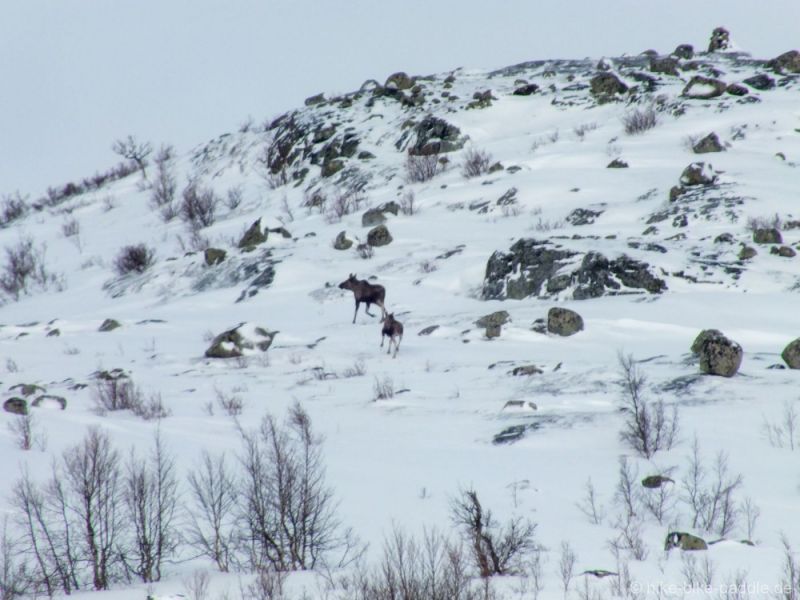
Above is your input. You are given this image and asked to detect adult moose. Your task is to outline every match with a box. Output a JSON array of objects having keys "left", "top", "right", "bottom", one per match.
[
  {"left": 338, "top": 273, "right": 386, "bottom": 324},
  {"left": 381, "top": 313, "right": 404, "bottom": 358}
]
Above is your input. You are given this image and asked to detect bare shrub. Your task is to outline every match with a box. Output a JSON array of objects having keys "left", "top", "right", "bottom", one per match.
[
  {"left": 340, "top": 360, "right": 366, "bottom": 378},
  {"left": 450, "top": 488, "right": 537, "bottom": 577},
  {"left": 608, "top": 511, "right": 648, "bottom": 562},
  {"left": 461, "top": 147, "right": 493, "bottom": 178},
  {"left": 372, "top": 376, "right": 395, "bottom": 401},
  {"left": 573, "top": 122, "right": 598, "bottom": 140},
  {"left": 640, "top": 467, "right": 677, "bottom": 524},
  {"left": 742, "top": 497, "right": 760, "bottom": 542},
  {"left": 576, "top": 477, "right": 605, "bottom": 525},
  {"left": 0, "top": 238, "right": 57, "bottom": 300},
  {"left": 405, "top": 151, "right": 442, "bottom": 183},
  {"left": 779, "top": 535, "right": 800, "bottom": 600},
  {"left": 6, "top": 413, "right": 42, "bottom": 451},
  {"left": 681, "top": 437, "right": 743, "bottom": 536},
  {"left": 150, "top": 145, "right": 177, "bottom": 218},
  {"left": 1, "top": 192, "right": 28, "bottom": 226},
  {"left": 215, "top": 387, "right": 244, "bottom": 417},
  {"left": 0, "top": 517, "right": 28, "bottom": 599},
  {"left": 419, "top": 259, "right": 438, "bottom": 273},
  {"left": 746, "top": 213, "right": 782, "bottom": 232},
  {"left": 241, "top": 567, "right": 288, "bottom": 600},
  {"left": 764, "top": 402, "right": 799, "bottom": 451},
  {"left": 124, "top": 430, "right": 180, "bottom": 582},
  {"left": 612, "top": 456, "right": 640, "bottom": 521},
  {"left": 93, "top": 377, "right": 143, "bottom": 413},
  {"left": 113, "top": 243, "right": 155, "bottom": 276},
  {"left": 557, "top": 541, "right": 576, "bottom": 599},
  {"left": 112, "top": 135, "right": 152, "bottom": 178},
  {"left": 181, "top": 182, "right": 219, "bottom": 230},
  {"left": 135, "top": 393, "right": 172, "bottom": 421},
  {"left": 400, "top": 190, "right": 416, "bottom": 215},
  {"left": 184, "top": 569, "right": 211, "bottom": 600},
  {"left": 61, "top": 217, "right": 80, "bottom": 239},
  {"left": 226, "top": 186, "right": 244, "bottom": 211},
  {"left": 187, "top": 451, "right": 238, "bottom": 572},
  {"left": 622, "top": 104, "right": 658, "bottom": 135},
  {"left": 617, "top": 352, "right": 679, "bottom": 458},
  {"left": 237, "top": 402, "right": 359, "bottom": 571},
  {"left": 324, "top": 185, "right": 366, "bottom": 223}
]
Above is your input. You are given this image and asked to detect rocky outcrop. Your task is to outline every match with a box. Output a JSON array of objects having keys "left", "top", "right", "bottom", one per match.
[
  {"left": 768, "top": 50, "right": 800, "bottom": 74},
  {"left": 692, "top": 329, "right": 742, "bottom": 377},
  {"left": 650, "top": 57, "right": 679, "bottom": 76},
  {"left": 707, "top": 27, "right": 730, "bottom": 53},
  {"left": 238, "top": 219, "right": 268, "bottom": 249},
  {"left": 482, "top": 239, "right": 666, "bottom": 301},
  {"left": 205, "top": 323, "right": 277, "bottom": 359},
  {"left": 547, "top": 307, "right": 584, "bottom": 336},
  {"left": 407, "top": 116, "right": 466, "bottom": 156},
  {"left": 782, "top": 338, "right": 800, "bottom": 369}
]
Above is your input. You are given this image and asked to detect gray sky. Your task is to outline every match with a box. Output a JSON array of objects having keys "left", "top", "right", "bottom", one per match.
[{"left": 2, "top": 0, "right": 798, "bottom": 198}]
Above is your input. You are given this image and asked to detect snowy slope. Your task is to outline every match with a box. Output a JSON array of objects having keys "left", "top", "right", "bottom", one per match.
[{"left": 2, "top": 42, "right": 800, "bottom": 599}]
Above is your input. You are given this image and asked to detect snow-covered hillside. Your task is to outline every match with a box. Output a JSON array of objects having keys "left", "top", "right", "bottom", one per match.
[{"left": 2, "top": 34, "right": 800, "bottom": 599}]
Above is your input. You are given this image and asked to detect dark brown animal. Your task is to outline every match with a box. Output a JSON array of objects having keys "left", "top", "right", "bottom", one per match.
[
  {"left": 381, "top": 313, "right": 404, "bottom": 358},
  {"left": 339, "top": 273, "right": 386, "bottom": 324}
]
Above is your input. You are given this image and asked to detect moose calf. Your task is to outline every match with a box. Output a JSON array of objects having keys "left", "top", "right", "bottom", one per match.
[{"left": 381, "top": 313, "right": 404, "bottom": 358}]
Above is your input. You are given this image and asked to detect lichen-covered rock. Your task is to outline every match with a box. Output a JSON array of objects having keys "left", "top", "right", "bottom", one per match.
[
  {"left": 590, "top": 72, "right": 628, "bottom": 99},
  {"left": 767, "top": 50, "right": 800, "bottom": 74},
  {"left": 366, "top": 224, "right": 392, "bottom": 247},
  {"left": 32, "top": 395, "right": 67, "bottom": 410},
  {"left": 3, "top": 397, "right": 28, "bottom": 415},
  {"left": 513, "top": 83, "right": 539, "bottom": 96},
  {"left": 682, "top": 76, "right": 727, "bottom": 99},
  {"left": 692, "top": 133, "right": 724, "bottom": 154},
  {"left": 672, "top": 44, "right": 694, "bottom": 59},
  {"left": 99, "top": 319, "right": 121, "bottom": 332},
  {"left": 739, "top": 245, "right": 757, "bottom": 260},
  {"left": 782, "top": 338, "right": 800, "bottom": 369},
  {"left": 407, "top": 116, "right": 466, "bottom": 156},
  {"left": 321, "top": 159, "right": 345, "bottom": 178},
  {"left": 361, "top": 202, "right": 400, "bottom": 227},
  {"left": 753, "top": 228, "right": 782, "bottom": 244},
  {"left": 566, "top": 208, "right": 604, "bottom": 226},
  {"left": 385, "top": 72, "right": 415, "bottom": 91},
  {"left": 771, "top": 246, "right": 796, "bottom": 258},
  {"left": 742, "top": 74, "right": 776, "bottom": 90},
  {"left": 707, "top": 27, "right": 730, "bottom": 53},
  {"left": 204, "top": 248, "right": 227, "bottom": 266},
  {"left": 665, "top": 532, "right": 708, "bottom": 551},
  {"left": 650, "top": 56, "right": 679, "bottom": 76},
  {"left": 238, "top": 219, "right": 268, "bottom": 249},
  {"left": 333, "top": 231, "right": 353, "bottom": 250},
  {"left": 475, "top": 310, "right": 510, "bottom": 330},
  {"left": 693, "top": 330, "right": 743, "bottom": 377},
  {"left": 680, "top": 162, "right": 717, "bottom": 186},
  {"left": 691, "top": 328, "right": 724, "bottom": 354},
  {"left": 726, "top": 83, "right": 749, "bottom": 96},
  {"left": 10, "top": 383, "right": 45, "bottom": 397},
  {"left": 205, "top": 323, "right": 277, "bottom": 359},
  {"left": 304, "top": 93, "right": 325, "bottom": 106},
  {"left": 547, "top": 307, "right": 584, "bottom": 337}
]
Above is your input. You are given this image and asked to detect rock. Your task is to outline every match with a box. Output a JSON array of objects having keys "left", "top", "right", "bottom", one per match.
[
  {"left": 726, "top": 83, "right": 749, "bottom": 96},
  {"left": 590, "top": 72, "right": 628, "bottom": 99},
  {"left": 205, "top": 323, "right": 277, "bottom": 359},
  {"left": 304, "top": 93, "right": 325, "bottom": 106},
  {"left": 510, "top": 365, "right": 543, "bottom": 376},
  {"left": 361, "top": 202, "right": 399, "bottom": 227},
  {"left": 531, "top": 318, "right": 547, "bottom": 334},
  {"left": 407, "top": 116, "right": 466, "bottom": 156},
  {"left": 3, "top": 397, "right": 27, "bottom": 415},
  {"left": 238, "top": 219, "right": 267, "bottom": 249},
  {"left": 573, "top": 253, "right": 667, "bottom": 299},
  {"left": 607, "top": 158, "right": 629, "bottom": 168},
  {"left": 738, "top": 245, "right": 757, "bottom": 260},
  {"left": 672, "top": 44, "right": 694, "bottom": 59},
  {"left": 547, "top": 307, "right": 584, "bottom": 336},
  {"left": 771, "top": 246, "right": 796, "bottom": 258},
  {"left": 682, "top": 76, "right": 727, "bottom": 99},
  {"left": 488, "top": 162, "right": 504, "bottom": 173},
  {"left": 680, "top": 162, "right": 717, "bottom": 186},
  {"left": 693, "top": 330, "right": 743, "bottom": 377},
  {"left": 707, "top": 27, "right": 731, "bottom": 53},
  {"left": 269, "top": 226, "right": 292, "bottom": 239},
  {"left": 513, "top": 83, "right": 540, "bottom": 96},
  {"left": 358, "top": 150, "right": 376, "bottom": 160},
  {"left": 566, "top": 208, "right": 603, "bottom": 226},
  {"left": 366, "top": 224, "right": 392, "bottom": 247},
  {"left": 742, "top": 74, "right": 775, "bottom": 90},
  {"left": 99, "top": 319, "right": 121, "bottom": 332},
  {"left": 32, "top": 395, "right": 67, "bottom": 410},
  {"left": 753, "top": 228, "right": 782, "bottom": 244},
  {"left": 691, "top": 328, "right": 724, "bottom": 354},
  {"left": 669, "top": 186, "right": 686, "bottom": 202},
  {"left": 475, "top": 310, "right": 510, "bottom": 329},
  {"left": 642, "top": 475, "right": 674, "bottom": 489},
  {"left": 47, "top": 328, "right": 61, "bottom": 337},
  {"left": 10, "top": 383, "right": 45, "bottom": 397},
  {"left": 467, "top": 90, "right": 495, "bottom": 109},
  {"left": 321, "top": 159, "right": 345, "bottom": 178},
  {"left": 333, "top": 231, "right": 353, "bottom": 250},
  {"left": 418, "top": 325, "right": 440, "bottom": 336},
  {"left": 692, "top": 133, "right": 725, "bottom": 154},
  {"left": 312, "top": 125, "right": 337, "bottom": 144},
  {"left": 204, "top": 248, "right": 226, "bottom": 266},
  {"left": 385, "top": 72, "right": 415, "bottom": 91},
  {"left": 650, "top": 56, "right": 679, "bottom": 76},
  {"left": 485, "top": 324, "right": 502, "bottom": 339},
  {"left": 768, "top": 50, "right": 800, "bottom": 74},
  {"left": 714, "top": 233, "right": 735, "bottom": 244},
  {"left": 782, "top": 338, "right": 800, "bottom": 369},
  {"left": 665, "top": 532, "right": 708, "bottom": 551}
]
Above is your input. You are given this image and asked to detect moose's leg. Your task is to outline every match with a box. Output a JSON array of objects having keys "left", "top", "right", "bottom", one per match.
[
  {"left": 380, "top": 331, "right": 385, "bottom": 348},
  {"left": 364, "top": 301, "right": 375, "bottom": 317},
  {"left": 376, "top": 300, "right": 387, "bottom": 319},
  {"left": 353, "top": 300, "right": 360, "bottom": 324}
]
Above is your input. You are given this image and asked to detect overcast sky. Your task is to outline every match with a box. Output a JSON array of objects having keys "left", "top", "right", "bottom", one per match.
[{"left": 2, "top": 1, "right": 798, "bottom": 199}]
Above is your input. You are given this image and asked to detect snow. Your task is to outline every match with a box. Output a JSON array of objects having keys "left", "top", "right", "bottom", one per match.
[{"left": 2, "top": 47, "right": 800, "bottom": 598}]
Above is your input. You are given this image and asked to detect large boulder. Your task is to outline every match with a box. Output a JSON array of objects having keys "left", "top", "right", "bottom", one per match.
[
  {"left": 547, "top": 307, "right": 584, "bottom": 336},
  {"left": 782, "top": 338, "right": 800, "bottom": 369},
  {"left": 385, "top": 72, "right": 416, "bottom": 91},
  {"left": 367, "top": 224, "right": 393, "bottom": 247},
  {"left": 742, "top": 74, "right": 775, "bottom": 91},
  {"left": 205, "top": 323, "right": 277, "bottom": 359},
  {"left": 3, "top": 397, "right": 28, "bottom": 415},
  {"left": 768, "top": 50, "right": 800, "bottom": 74},
  {"left": 590, "top": 72, "right": 628, "bottom": 99},
  {"left": 333, "top": 231, "right": 353, "bottom": 250},
  {"left": 682, "top": 76, "right": 727, "bottom": 99},
  {"left": 707, "top": 27, "right": 731, "bottom": 53},
  {"left": 692, "top": 329, "right": 743, "bottom": 377},
  {"left": 692, "top": 133, "right": 725, "bottom": 154},
  {"left": 680, "top": 162, "right": 717, "bottom": 186}
]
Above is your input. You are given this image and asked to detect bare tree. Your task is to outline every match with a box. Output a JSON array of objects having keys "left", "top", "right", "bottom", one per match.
[
  {"left": 0, "top": 237, "right": 57, "bottom": 301},
  {"left": 576, "top": 477, "right": 605, "bottom": 525},
  {"left": 1, "top": 516, "right": 29, "bottom": 600},
  {"left": 181, "top": 181, "right": 219, "bottom": 230},
  {"left": 780, "top": 535, "right": 800, "bottom": 600},
  {"left": 6, "top": 413, "right": 36, "bottom": 451},
  {"left": 640, "top": 467, "right": 677, "bottom": 525},
  {"left": 557, "top": 541, "right": 576, "bottom": 599},
  {"left": 187, "top": 451, "right": 238, "bottom": 572},
  {"left": 617, "top": 352, "right": 679, "bottom": 458},
  {"left": 450, "top": 488, "right": 537, "bottom": 577},
  {"left": 124, "top": 429, "right": 180, "bottom": 582},
  {"left": 112, "top": 135, "right": 152, "bottom": 178},
  {"left": 150, "top": 145, "right": 177, "bottom": 219}
]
